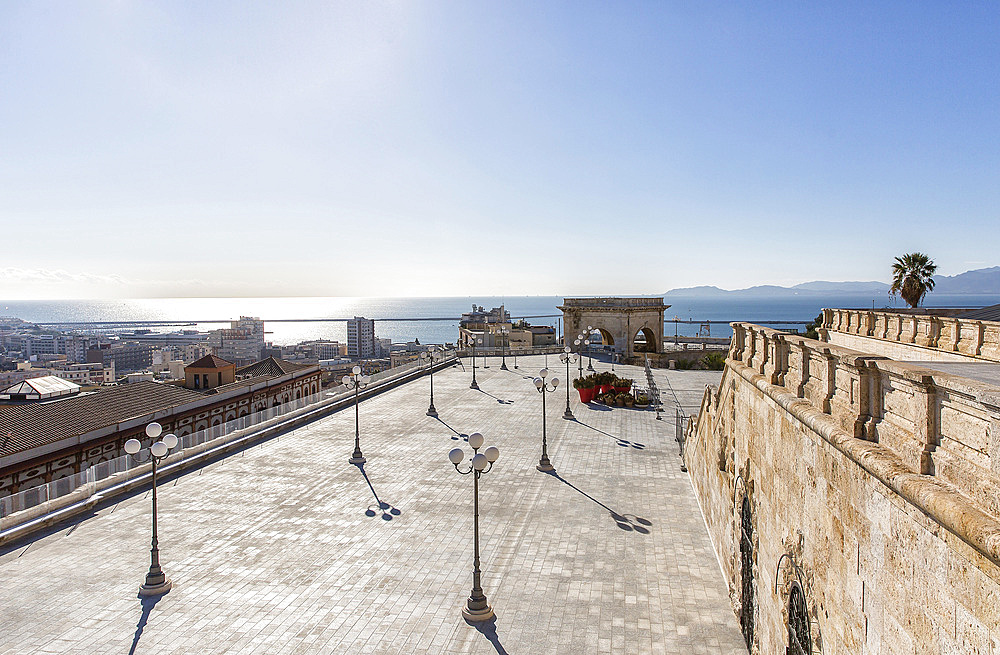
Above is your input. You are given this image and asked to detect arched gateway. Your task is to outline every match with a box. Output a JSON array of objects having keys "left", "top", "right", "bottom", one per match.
[{"left": 559, "top": 297, "right": 668, "bottom": 358}]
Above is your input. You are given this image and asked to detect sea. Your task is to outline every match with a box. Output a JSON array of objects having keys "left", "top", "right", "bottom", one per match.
[{"left": 2, "top": 294, "right": 998, "bottom": 347}]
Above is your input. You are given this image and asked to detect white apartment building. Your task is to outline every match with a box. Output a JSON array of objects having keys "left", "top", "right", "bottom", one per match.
[
  {"left": 347, "top": 317, "right": 376, "bottom": 359},
  {"left": 209, "top": 316, "right": 265, "bottom": 366}
]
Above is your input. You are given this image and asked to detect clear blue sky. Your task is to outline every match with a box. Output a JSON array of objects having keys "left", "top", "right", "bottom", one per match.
[{"left": 1, "top": 1, "right": 997, "bottom": 298}]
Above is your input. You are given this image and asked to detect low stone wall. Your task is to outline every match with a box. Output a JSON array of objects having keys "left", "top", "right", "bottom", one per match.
[{"left": 684, "top": 323, "right": 1000, "bottom": 654}]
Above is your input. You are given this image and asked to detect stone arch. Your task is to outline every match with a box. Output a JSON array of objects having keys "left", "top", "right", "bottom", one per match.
[
  {"left": 225, "top": 411, "right": 236, "bottom": 421},
  {"left": 238, "top": 407, "right": 248, "bottom": 418},
  {"left": 632, "top": 327, "right": 657, "bottom": 353},
  {"left": 559, "top": 298, "right": 666, "bottom": 358},
  {"left": 212, "top": 418, "right": 221, "bottom": 427}
]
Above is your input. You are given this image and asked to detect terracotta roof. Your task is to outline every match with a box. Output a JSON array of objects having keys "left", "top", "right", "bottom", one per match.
[
  {"left": 0, "top": 381, "right": 203, "bottom": 458},
  {"left": 187, "top": 354, "right": 234, "bottom": 370},
  {"left": 237, "top": 357, "right": 310, "bottom": 379}
]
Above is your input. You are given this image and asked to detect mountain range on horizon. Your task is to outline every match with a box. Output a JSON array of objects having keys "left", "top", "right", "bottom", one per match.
[{"left": 663, "top": 266, "right": 1000, "bottom": 297}]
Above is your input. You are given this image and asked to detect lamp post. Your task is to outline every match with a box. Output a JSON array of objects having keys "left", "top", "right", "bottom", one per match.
[
  {"left": 533, "top": 368, "right": 560, "bottom": 471},
  {"left": 575, "top": 336, "right": 584, "bottom": 380},
  {"left": 559, "top": 347, "right": 578, "bottom": 420},
  {"left": 499, "top": 327, "right": 509, "bottom": 371},
  {"left": 469, "top": 336, "right": 482, "bottom": 390},
  {"left": 343, "top": 366, "right": 371, "bottom": 464},
  {"left": 124, "top": 422, "right": 178, "bottom": 596},
  {"left": 448, "top": 432, "right": 500, "bottom": 622},
  {"left": 420, "top": 348, "right": 441, "bottom": 417},
  {"left": 586, "top": 325, "right": 595, "bottom": 371}
]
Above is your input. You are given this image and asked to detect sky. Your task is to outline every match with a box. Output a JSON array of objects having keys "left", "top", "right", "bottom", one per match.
[{"left": 1, "top": 1, "right": 998, "bottom": 299}]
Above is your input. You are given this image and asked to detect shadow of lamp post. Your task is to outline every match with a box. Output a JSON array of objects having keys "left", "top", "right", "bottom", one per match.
[
  {"left": 124, "top": 422, "right": 177, "bottom": 597},
  {"left": 420, "top": 348, "right": 441, "bottom": 417},
  {"left": 343, "top": 366, "right": 371, "bottom": 464},
  {"left": 559, "top": 347, "right": 578, "bottom": 420},
  {"left": 533, "top": 368, "right": 559, "bottom": 472},
  {"left": 449, "top": 432, "right": 500, "bottom": 622}
]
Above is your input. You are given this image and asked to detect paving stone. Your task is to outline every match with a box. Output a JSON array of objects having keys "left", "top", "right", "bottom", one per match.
[{"left": 0, "top": 356, "right": 744, "bottom": 654}]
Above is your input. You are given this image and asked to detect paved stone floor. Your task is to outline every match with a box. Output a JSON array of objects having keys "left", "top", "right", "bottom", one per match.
[{"left": 0, "top": 355, "right": 744, "bottom": 654}]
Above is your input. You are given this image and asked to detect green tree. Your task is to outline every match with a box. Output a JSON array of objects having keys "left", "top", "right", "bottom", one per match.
[{"left": 890, "top": 253, "right": 937, "bottom": 308}]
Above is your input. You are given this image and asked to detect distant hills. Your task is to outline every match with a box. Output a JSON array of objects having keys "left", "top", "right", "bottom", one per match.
[{"left": 664, "top": 266, "right": 1000, "bottom": 297}]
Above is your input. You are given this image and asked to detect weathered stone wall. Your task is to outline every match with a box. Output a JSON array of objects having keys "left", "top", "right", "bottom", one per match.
[{"left": 686, "top": 323, "right": 1000, "bottom": 654}]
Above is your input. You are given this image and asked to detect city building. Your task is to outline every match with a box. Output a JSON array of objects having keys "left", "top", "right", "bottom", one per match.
[
  {"left": 209, "top": 317, "right": 265, "bottom": 366},
  {"left": 347, "top": 317, "right": 376, "bottom": 359},
  {"left": 86, "top": 341, "right": 154, "bottom": 374},
  {"left": 47, "top": 361, "right": 115, "bottom": 386},
  {"left": 0, "top": 356, "right": 321, "bottom": 494},
  {"left": 183, "top": 354, "right": 236, "bottom": 391}
]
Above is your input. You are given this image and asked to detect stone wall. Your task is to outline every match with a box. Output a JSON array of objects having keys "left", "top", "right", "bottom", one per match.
[
  {"left": 685, "top": 323, "right": 1000, "bottom": 654},
  {"left": 823, "top": 308, "right": 1000, "bottom": 362}
]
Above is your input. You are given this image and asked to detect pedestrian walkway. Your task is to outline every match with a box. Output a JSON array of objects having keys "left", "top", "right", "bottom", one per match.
[{"left": 0, "top": 355, "right": 744, "bottom": 654}]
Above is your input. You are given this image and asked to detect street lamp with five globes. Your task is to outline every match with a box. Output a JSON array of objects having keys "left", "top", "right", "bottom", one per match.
[
  {"left": 420, "top": 348, "right": 442, "bottom": 417},
  {"left": 559, "top": 347, "right": 578, "bottom": 420},
  {"left": 342, "top": 366, "right": 371, "bottom": 464},
  {"left": 124, "top": 422, "right": 178, "bottom": 596},
  {"left": 533, "top": 368, "right": 559, "bottom": 472},
  {"left": 448, "top": 432, "right": 500, "bottom": 622}
]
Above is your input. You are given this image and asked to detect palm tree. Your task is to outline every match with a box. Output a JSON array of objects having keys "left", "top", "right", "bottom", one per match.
[{"left": 890, "top": 253, "right": 937, "bottom": 308}]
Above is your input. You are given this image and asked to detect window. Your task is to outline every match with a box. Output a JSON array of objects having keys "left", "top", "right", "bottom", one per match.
[
  {"left": 740, "top": 495, "right": 755, "bottom": 650},
  {"left": 786, "top": 583, "right": 811, "bottom": 655}
]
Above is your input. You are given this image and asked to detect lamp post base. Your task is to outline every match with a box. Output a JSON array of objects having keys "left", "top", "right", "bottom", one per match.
[
  {"left": 349, "top": 455, "right": 367, "bottom": 465},
  {"left": 426, "top": 406, "right": 438, "bottom": 417},
  {"left": 587, "top": 363, "right": 594, "bottom": 371},
  {"left": 470, "top": 381, "right": 479, "bottom": 390},
  {"left": 462, "top": 602, "right": 494, "bottom": 622},
  {"left": 138, "top": 578, "right": 172, "bottom": 597},
  {"left": 536, "top": 460, "right": 554, "bottom": 472},
  {"left": 500, "top": 363, "right": 508, "bottom": 371},
  {"left": 562, "top": 409, "right": 575, "bottom": 420}
]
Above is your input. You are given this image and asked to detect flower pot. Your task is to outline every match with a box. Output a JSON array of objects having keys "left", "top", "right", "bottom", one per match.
[
  {"left": 577, "top": 387, "right": 595, "bottom": 403},
  {"left": 615, "top": 397, "right": 625, "bottom": 407},
  {"left": 599, "top": 384, "right": 612, "bottom": 395}
]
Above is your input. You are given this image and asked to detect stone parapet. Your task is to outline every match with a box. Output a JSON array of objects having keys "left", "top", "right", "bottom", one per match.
[
  {"left": 683, "top": 323, "right": 1000, "bottom": 653},
  {"left": 823, "top": 308, "right": 1000, "bottom": 362}
]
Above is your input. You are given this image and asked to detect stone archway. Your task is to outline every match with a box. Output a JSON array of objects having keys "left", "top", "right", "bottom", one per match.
[
  {"left": 559, "top": 298, "right": 668, "bottom": 358},
  {"left": 633, "top": 327, "right": 657, "bottom": 353}
]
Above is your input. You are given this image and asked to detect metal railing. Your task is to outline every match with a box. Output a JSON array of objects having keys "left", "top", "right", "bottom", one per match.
[{"left": 0, "top": 352, "right": 455, "bottom": 520}]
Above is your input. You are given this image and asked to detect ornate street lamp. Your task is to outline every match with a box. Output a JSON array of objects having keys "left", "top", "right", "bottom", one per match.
[
  {"left": 533, "top": 368, "right": 559, "bottom": 471},
  {"left": 420, "top": 348, "right": 442, "bottom": 417},
  {"left": 448, "top": 432, "right": 500, "bottom": 622},
  {"left": 586, "top": 325, "right": 596, "bottom": 371},
  {"left": 499, "top": 327, "right": 509, "bottom": 371},
  {"left": 575, "top": 336, "right": 584, "bottom": 380},
  {"left": 124, "top": 422, "right": 178, "bottom": 596},
  {"left": 559, "top": 347, "right": 578, "bottom": 420},
  {"left": 468, "top": 336, "right": 482, "bottom": 390},
  {"left": 343, "top": 365, "right": 372, "bottom": 464}
]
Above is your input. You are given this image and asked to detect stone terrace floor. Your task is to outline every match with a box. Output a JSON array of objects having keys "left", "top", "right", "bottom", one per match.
[{"left": 0, "top": 355, "right": 745, "bottom": 654}]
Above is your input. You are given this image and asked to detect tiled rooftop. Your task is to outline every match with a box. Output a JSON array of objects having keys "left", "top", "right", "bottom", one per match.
[
  {"left": 0, "top": 355, "right": 745, "bottom": 654},
  {"left": 0, "top": 381, "right": 203, "bottom": 457}
]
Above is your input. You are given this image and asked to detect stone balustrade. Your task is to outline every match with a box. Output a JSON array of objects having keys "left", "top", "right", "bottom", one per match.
[
  {"left": 730, "top": 322, "right": 1000, "bottom": 521},
  {"left": 561, "top": 297, "right": 665, "bottom": 308},
  {"left": 822, "top": 308, "right": 1000, "bottom": 362}
]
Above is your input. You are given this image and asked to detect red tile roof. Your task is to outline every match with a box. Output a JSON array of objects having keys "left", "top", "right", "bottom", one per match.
[{"left": 187, "top": 354, "right": 234, "bottom": 369}]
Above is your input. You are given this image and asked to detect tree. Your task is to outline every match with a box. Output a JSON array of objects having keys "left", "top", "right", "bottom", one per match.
[{"left": 890, "top": 253, "right": 937, "bottom": 308}]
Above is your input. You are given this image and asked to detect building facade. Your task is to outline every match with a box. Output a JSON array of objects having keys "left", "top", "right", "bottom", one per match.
[{"left": 347, "top": 317, "right": 376, "bottom": 359}]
